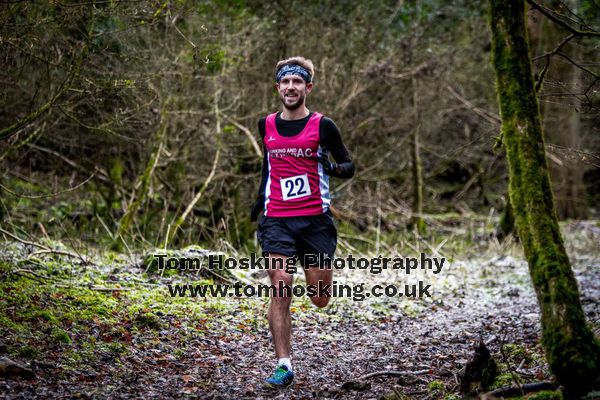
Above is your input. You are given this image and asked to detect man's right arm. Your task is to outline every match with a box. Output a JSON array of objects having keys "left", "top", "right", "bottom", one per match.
[
  {"left": 257, "top": 118, "right": 268, "bottom": 198},
  {"left": 250, "top": 118, "right": 267, "bottom": 222}
]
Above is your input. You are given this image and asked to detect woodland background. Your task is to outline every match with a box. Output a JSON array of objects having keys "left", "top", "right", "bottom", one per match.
[
  {"left": 0, "top": 1, "right": 599, "bottom": 399},
  {"left": 1, "top": 0, "right": 598, "bottom": 248}
]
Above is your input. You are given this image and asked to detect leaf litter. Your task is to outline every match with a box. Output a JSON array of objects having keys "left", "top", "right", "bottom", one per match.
[{"left": 0, "top": 221, "right": 598, "bottom": 399}]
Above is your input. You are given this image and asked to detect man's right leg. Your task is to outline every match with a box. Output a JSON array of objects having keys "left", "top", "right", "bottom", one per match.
[
  {"left": 264, "top": 253, "right": 295, "bottom": 387},
  {"left": 266, "top": 253, "right": 293, "bottom": 359},
  {"left": 256, "top": 216, "right": 297, "bottom": 386}
]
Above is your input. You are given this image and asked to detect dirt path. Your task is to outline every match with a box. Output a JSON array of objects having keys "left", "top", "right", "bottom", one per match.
[{"left": 1, "top": 223, "right": 599, "bottom": 399}]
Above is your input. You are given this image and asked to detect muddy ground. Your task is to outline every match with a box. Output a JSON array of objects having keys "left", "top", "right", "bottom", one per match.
[{"left": 1, "top": 221, "right": 599, "bottom": 399}]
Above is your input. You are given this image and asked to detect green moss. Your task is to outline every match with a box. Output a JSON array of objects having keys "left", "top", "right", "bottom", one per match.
[
  {"left": 52, "top": 328, "right": 72, "bottom": 345},
  {"left": 134, "top": 312, "right": 161, "bottom": 329},
  {"left": 380, "top": 392, "right": 410, "bottom": 400},
  {"left": 18, "top": 345, "right": 39, "bottom": 358},
  {"left": 490, "top": 372, "right": 517, "bottom": 390},
  {"left": 174, "top": 348, "right": 185, "bottom": 358},
  {"left": 443, "top": 395, "right": 461, "bottom": 400},
  {"left": 65, "top": 288, "right": 120, "bottom": 319},
  {"left": 163, "top": 268, "right": 179, "bottom": 277},
  {"left": 428, "top": 380, "right": 445, "bottom": 392},
  {"left": 528, "top": 391, "right": 563, "bottom": 400},
  {"left": 34, "top": 310, "right": 58, "bottom": 323},
  {"left": 108, "top": 157, "right": 124, "bottom": 186},
  {"left": 503, "top": 343, "right": 533, "bottom": 364},
  {"left": 0, "top": 248, "right": 231, "bottom": 380},
  {"left": 0, "top": 313, "right": 26, "bottom": 332},
  {"left": 106, "top": 342, "right": 127, "bottom": 355}
]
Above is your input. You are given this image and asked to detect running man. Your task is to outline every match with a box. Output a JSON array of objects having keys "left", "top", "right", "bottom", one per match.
[{"left": 250, "top": 57, "right": 355, "bottom": 387}]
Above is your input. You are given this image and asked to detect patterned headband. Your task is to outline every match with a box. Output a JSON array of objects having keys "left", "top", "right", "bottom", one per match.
[{"left": 276, "top": 64, "right": 312, "bottom": 83}]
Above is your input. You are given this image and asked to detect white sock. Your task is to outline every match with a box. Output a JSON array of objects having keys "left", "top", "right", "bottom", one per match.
[{"left": 278, "top": 357, "right": 292, "bottom": 371}]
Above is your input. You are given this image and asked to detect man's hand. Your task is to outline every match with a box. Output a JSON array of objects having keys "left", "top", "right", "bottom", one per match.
[
  {"left": 250, "top": 196, "right": 264, "bottom": 222},
  {"left": 317, "top": 154, "right": 338, "bottom": 176}
]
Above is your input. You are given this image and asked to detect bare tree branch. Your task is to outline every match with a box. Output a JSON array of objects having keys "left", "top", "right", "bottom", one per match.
[
  {"left": 556, "top": 51, "right": 600, "bottom": 79},
  {"left": 0, "top": 174, "right": 94, "bottom": 199},
  {"left": 220, "top": 113, "right": 263, "bottom": 158},
  {"left": 526, "top": 0, "right": 600, "bottom": 37},
  {"left": 531, "top": 32, "right": 574, "bottom": 62},
  {"left": 446, "top": 85, "right": 501, "bottom": 126},
  {"left": 0, "top": 9, "right": 95, "bottom": 140}
]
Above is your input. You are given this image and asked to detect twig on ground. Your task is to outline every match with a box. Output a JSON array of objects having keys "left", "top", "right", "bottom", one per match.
[
  {"left": 0, "top": 227, "right": 49, "bottom": 250},
  {"left": 358, "top": 369, "right": 430, "bottom": 380},
  {"left": 89, "top": 286, "right": 133, "bottom": 292},
  {"left": 0, "top": 227, "right": 89, "bottom": 264},
  {"left": 10, "top": 269, "right": 50, "bottom": 282},
  {"left": 404, "top": 390, "right": 429, "bottom": 395},
  {"left": 482, "top": 381, "right": 556, "bottom": 398},
  {"left": 499, "top": 332, "right": 524, "bottom": 395},
  {"left": 22, "top": 258, "right": 46, "bottom": 269},
  {"left": 207, "top": 268, "right": 235, "bottom": 284},
  {"left": 28, "top": 249, "right": 88, "bottom": 264},
  {"left": 54, "top": 283, "right": 133, "bottom": 292}
]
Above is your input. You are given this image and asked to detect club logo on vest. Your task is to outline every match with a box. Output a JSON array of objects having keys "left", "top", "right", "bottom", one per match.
[{"left": 269, "top": 148, "right": 314, "bottom": 158}]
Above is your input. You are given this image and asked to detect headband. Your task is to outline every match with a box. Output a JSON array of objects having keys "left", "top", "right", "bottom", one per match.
[{"left": 275, "top": 64, "right": 312, "bottom": 83}]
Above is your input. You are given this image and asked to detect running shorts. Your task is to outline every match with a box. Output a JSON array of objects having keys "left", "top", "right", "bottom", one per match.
[{"left": 257, "top": 210, "right": 337, "bottom": 268}]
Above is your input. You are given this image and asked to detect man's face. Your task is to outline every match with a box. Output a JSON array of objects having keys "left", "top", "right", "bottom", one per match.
[{"left": 276, "top": 74, "right": 313, "bottom": 110}]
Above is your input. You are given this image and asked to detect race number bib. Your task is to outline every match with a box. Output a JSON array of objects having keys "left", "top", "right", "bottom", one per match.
[{"left": 281, "top": 174, "right": 311, "bottom": 201}]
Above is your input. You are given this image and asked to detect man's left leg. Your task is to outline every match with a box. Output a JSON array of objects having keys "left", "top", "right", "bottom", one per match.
[
  {"left": 299, "top": 211, "right": 337, "bottom": 308},
  {"left": 304, "top": 262, "right": 333, "bottom": 308}
]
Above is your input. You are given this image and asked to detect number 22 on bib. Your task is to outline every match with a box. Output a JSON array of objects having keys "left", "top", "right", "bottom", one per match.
[{"left": 280, "top": 174, "right": 311, "bottom": 201}]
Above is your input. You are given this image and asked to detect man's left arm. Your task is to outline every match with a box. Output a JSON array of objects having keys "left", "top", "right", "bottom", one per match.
[{"left": 319, "top": 117, "right": 355, "bottom": 179}]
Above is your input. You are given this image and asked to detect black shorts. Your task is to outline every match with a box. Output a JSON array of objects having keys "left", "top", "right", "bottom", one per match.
[{"left": 257, "top": 210, "right": 337, "bottom": 268}]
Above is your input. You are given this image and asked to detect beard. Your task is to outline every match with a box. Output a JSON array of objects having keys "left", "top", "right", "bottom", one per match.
[{"left": 280, "top": 92, "right": 305, "bottom": 110}]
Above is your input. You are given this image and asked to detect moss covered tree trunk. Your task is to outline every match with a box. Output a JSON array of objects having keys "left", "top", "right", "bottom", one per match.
[{"left": 489, "top": 0, "right": 600, "bottom": 397}]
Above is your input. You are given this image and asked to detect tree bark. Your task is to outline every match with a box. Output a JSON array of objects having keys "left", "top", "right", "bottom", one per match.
[
  {"left": 411, "top": 76, "right": 425, "bottom": 234},
  {"left": 489, "top": 0, "right": 600, "bottom": 398}
]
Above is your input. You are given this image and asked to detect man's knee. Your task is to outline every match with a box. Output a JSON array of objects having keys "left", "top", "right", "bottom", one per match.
[
  {"left": 268, "top": 271, "right": 293, "bottom": 290},
  {"left": 268, "top": 270, "right": 293, "bottom": 308},
  {"left": 310, "top": 295, "right": 330, "bottom": 308}
]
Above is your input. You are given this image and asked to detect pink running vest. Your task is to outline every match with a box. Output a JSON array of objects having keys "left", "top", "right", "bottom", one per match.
[{"left": 263, "top": 112, "right": 331, "bottom": 217}]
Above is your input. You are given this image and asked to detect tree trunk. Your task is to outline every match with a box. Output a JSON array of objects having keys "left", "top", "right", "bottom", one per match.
[
  {"left": 113, "top": 99, "right": 170, "bottom": 249},
  {"left": 411, "top": 76, "right": 425, "bottom": 233},
  {"left": 489, "top": 1, "right": 600, "bottom": 398}
]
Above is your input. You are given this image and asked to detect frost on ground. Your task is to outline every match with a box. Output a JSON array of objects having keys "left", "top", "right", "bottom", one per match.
[{"left": 0, "top": 221, "right": 598, "bottom": 399}]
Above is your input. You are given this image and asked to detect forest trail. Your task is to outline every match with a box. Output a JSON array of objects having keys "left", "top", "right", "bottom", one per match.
[{"left": 1, "top": 221, "right": 598, "bottom": 399}]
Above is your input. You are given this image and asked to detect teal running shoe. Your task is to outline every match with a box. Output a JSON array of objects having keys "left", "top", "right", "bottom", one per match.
[{"left": 264, "top": 365, "right": 294, "bottom": 387}]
